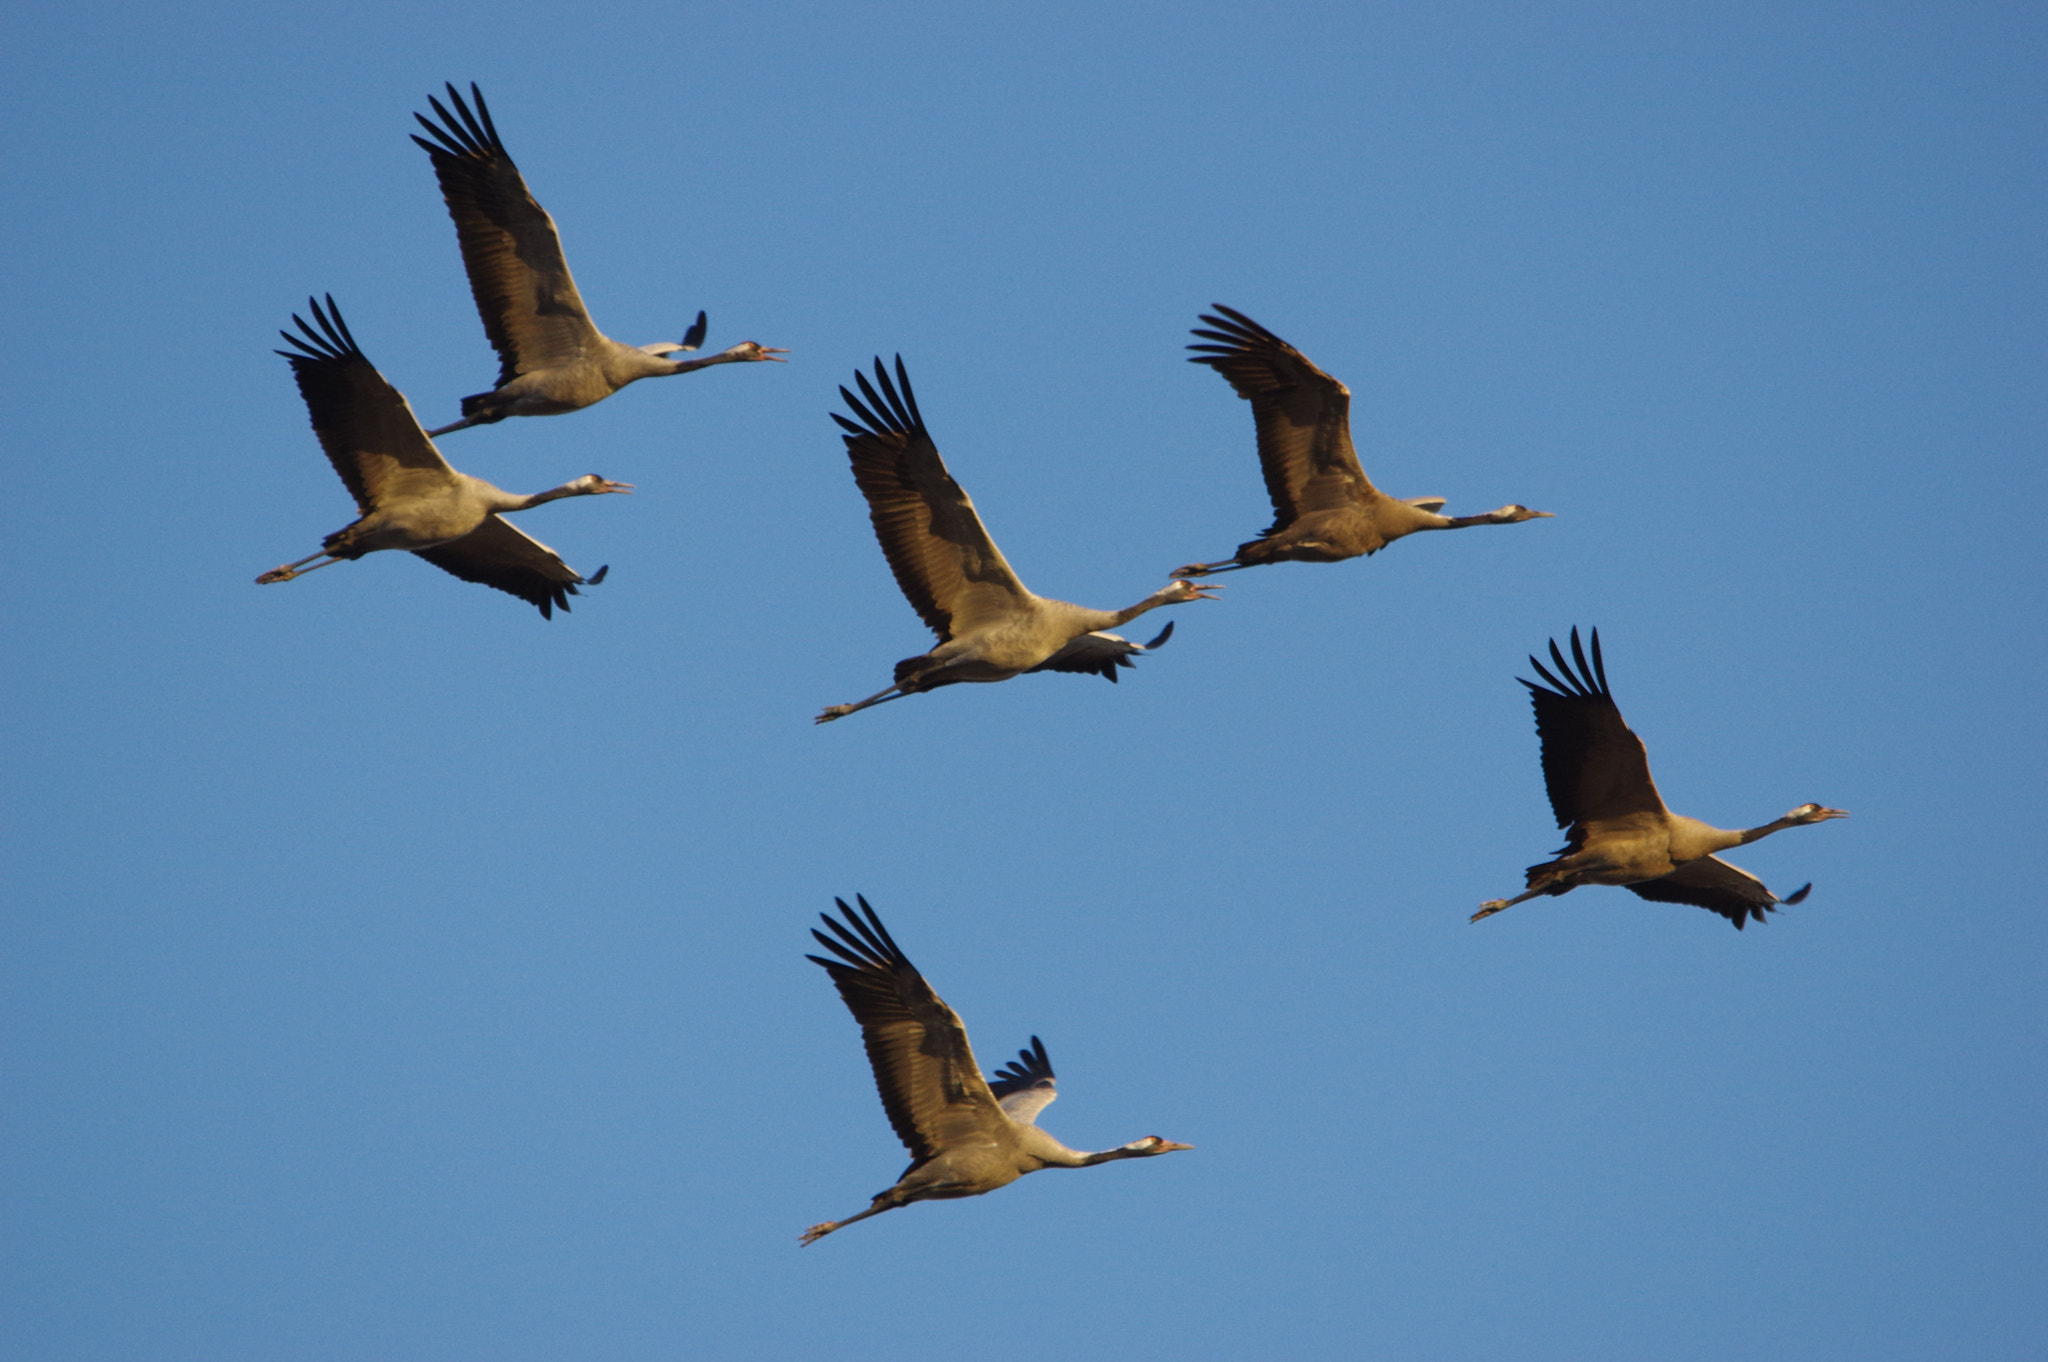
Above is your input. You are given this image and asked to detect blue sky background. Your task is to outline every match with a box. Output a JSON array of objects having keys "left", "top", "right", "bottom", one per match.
[{"left": 4, "top": 3, "right": 2044, "bottom": 1358}]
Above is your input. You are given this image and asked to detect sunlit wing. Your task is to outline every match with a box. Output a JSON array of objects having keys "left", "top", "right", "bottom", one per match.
[
  {"left": 1188, "top": 305, "right": 1379, "bottom": 529},
  {"left": 411, "top": 83, "right": 601, "bottom": 382},
  {"left": 806, "top": 896, "right": 1010, "bottom": 1166},
  {"left": 832, "top": 358, "right": 1031, "bottom": 642},
  {"left": 275, "top": 296, "right": 456, "bottom": 514}
]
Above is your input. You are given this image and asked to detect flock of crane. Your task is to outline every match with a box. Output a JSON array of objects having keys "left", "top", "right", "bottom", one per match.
[{"left": 256, "top": 83, "right": 1848, "bottom": 1246}]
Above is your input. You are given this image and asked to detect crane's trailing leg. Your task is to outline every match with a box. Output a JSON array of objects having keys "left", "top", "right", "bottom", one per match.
[
  {"left": 799, "top": 1199, "right": 897, "bottom": 1246},
  {"left": 1169, "top": 559, "right": 1252, "bottom": 579},
  {"left": 424, "top": 404, "right": 506, "bottom": 439},
  {"left": 1471, "top": 888, "right": 1546, "bottom": 922},
  {"left": 256, "top": 553, "right": 345, "bottom": 584},
  {"left": 818, "top": 649, "right": 992, "bottom": 724},
  {"left": 815, "top": 686, "right": 908, "bottom": 724}
]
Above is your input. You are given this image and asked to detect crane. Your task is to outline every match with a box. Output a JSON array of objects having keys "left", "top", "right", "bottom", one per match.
[
  {"left": 801, "top": 896, "right": 1191, "bottom": 1245},
  {"left": 816, "top": 357, "right": 1219, "bottom": 723},
  {"left": 254, "top": 296, "right": 630, "bottom": 617},
  {"left": 1474, "top": 628, "right": 1847, "bottom": 928},
  {"left": 1173, "top": 305, "right": 1550, "bottom": 577},
  {"left": 409, "top": 83, "right": 785, "bottom": 436}
]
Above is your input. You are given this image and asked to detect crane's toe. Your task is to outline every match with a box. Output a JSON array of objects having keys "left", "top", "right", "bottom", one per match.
[
  {"left": 799, "top": 1222, "right": 838, "bottom": 1245},
  {"left": 815, "top": 705, "right": 852, "bottom": 724},
  {"left": 1471, "top": 900, "right": 1512, "bottom": 922},
  {"left": 256, "top": 566, "right": 297, "bottom": 584}
]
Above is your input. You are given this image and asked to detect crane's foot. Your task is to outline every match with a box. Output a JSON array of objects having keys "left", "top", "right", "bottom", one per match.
[
  {"left": 256, "top": 566, "right": 298, "bottom": 584},
  {"left": 799, "top": 1221, "right": 838, "bottom": 1246},
  {"left": 815, "top": 706, "right": 853, "bottom": 724},
  {"left": 1471, "top": 900, "right": 1512, "bottom": 923}
]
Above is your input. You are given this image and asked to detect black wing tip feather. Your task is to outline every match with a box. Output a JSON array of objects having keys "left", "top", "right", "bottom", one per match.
[
  {"left": 807, "top": 894, "right": 912, "bottom": 974},
  {"left": 1187, "top": 303, "right": 1284, "bottom": 362},
  {"left": 834, "top": 357, "right": 925, "bottom": 444},
  {"left": 1521, "top": 626, "right": 1612, "bottom": 704},
  {"left": 412, "top": 80, "right": 505, "bottom": 162},
  {"left": 275, "top": 293, "right": 363, "bottom": 367},
  {"left": 988, "top": 1035, "right": 1055, "bottom": 1096}
]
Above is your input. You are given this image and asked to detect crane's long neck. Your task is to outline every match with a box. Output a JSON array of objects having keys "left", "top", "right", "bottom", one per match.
[
  {"left": 667, "top": 342, "right": 777, "bottom": 374},
  {"left": 1733, "top": 815, "right": 1805, "bottom": 847},
  {"left": 507, "top": 481, "right": 590, "bottom": 512},
  {"left": 1028, "top": 1144, "right": 1146, "bottom": 1169},
  {"left": 1106, "top": 587, "right": 1184, "bottom": 630},
  {"left": 496, "top": 477, "right": 613, "bottom": 514},
  {"left": 1014, "top": 1126, "right": 1134, "bottom": 1169},
  {"left": 1669, "top": 813, "right": 1799, "bottom": 862}
]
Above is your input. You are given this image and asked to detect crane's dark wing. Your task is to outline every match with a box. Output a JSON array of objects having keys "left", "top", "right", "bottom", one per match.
[
  {"left": 806, "top": 896, "right": 1010, "bottom": 1167},
  {"left": 1520, "top": 627, "right": 1666, "bottom": 831},
  {"left": 1188, "top": 305, "right": 1379, "bottom": 531},
  {"left": 412, "top": 516, "right": 604, "bottom": 619},
  {"left": 275, "top": 295, "right": 456, "bottom": 513},
  {"left": 1626, "top": 856, "right": 1814, "bottom": 930},
  {"left": 1025, "top": 621, "right": 1174, "bottom": 682},
  {"left": 832, "top": 358, "right": 1030, "bottom": 643},
  {"left": 987, "top": 1036, "right": 1058, "bottom": 1127},
  {"left": 411, "top": 83, "right": 600, "bottom": 385}
]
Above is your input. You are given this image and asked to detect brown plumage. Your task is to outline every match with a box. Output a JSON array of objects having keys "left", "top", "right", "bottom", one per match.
[
  {"left": 1173, "top": 305, "right": 1551, "bottom": 576},
  {"left": 254, "top": 296, "right": 630, "bottom": 617},
  {"left": 816, "top": 357, "right": 1219, "bottom": 723},
  {"left": 1474, "top": 628, "right": 1848, "bottom": 928},
  {"left": 801, "top": 896, "right": 1191, "bottom": 1246},
  {"left": 409, "top": 83, "right": 784, "bottom": 436}
]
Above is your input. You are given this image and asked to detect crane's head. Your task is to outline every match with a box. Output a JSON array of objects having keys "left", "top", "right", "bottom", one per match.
[
  {"left": 1157, "top": 580, "right": 1225, "bottom": 604},
  {"left": 1120, "top": 1136, "right": 1194, "bottom": 1156},
  {"left": 573, "top": 475, "right": 636, "bottom": 496},
  {"left": 724, "top": 341, "right": 789, "bottom": 363},
  {"left": 1489, "top": 504, "right": 1555, "bottom": 522},
  {"left": 1787, "top": 803, "right": 1849, "bottom": 824}
]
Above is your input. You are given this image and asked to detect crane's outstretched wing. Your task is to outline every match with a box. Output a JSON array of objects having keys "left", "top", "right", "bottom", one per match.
[
  {"left": 832, "top": 358, "right": 1030, "bottom": 643},
  {"left": 987, "top": 1036, "right": 1058, "bottom": 1127},
  {"left": 806, "top": 896, "right": 1010, "bottom": 1168},
  {"left": 275, "top": 295, "right": 456, "bottom": 514},
  {"left": 1627, "top": 857, "right": 1813, "bottom": 930},
  {"left": 1520, "top": 628, "right": 1666, "bottom": 833},
  {"left": 1188, "top": 305, "right": 1379, "bottom": 531},
  {"left": 411, "top": 83, "right": 600, "bottom": 385},
  {"left": 1026, "top": 621, "right": 1174, "bottom": 682},
  {"left": 413, "top": 516, "right": 604, "bottom": 619}
]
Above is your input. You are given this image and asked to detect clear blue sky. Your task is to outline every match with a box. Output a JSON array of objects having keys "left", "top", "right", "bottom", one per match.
[{"left": 4, "top": 3, "right": 2044, "bottom": 1359}]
